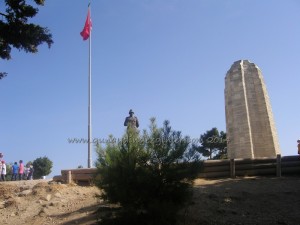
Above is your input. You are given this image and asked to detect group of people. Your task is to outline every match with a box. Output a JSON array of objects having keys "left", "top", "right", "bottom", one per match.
[
  {"left": 10, "top": 160, "right": 34, "bottom": 181},
  {"left": 0, "top": 153, "right": 34, "bottom": 181}
]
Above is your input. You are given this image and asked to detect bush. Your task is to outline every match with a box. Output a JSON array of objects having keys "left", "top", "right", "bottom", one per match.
[
  {"left": 95, "top": 119, "right": 201, "bottom": 225},
  {"left": 5, "top": 163, "right": 13, "bottom": 181},
  {"left": 32, "top": 156, "right": 53, "bottom": 179}
]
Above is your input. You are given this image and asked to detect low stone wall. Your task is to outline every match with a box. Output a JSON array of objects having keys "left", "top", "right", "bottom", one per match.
[
  {"left": 53, "top": 155, "right": 300, "bottom": 184},
  {"left": 53, "top": 168, "right": 98, "bottom": 184},
  {"left": 198, "top": 155, "right": 300, "bottom": 178}
]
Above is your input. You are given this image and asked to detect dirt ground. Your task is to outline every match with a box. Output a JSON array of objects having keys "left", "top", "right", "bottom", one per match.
[
  {"left": 0, "top": 176, "right": 300, "bottom": 225},
  {"left": 0, "top": 179, "right": 102, "bottom": 225},
  {"left": 181, "top": 176, "right": 300, "bottom": 225}
]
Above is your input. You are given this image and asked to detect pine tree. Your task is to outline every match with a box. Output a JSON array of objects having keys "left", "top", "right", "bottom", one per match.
[
  {"left": 0, "top": 0, "right": 53, "bottom": 79},
  {"left": 193, "top": 127, "right": 227, "bottom": 159},
  {"left": 95, "top": 118, "right": 201, "bottom": 225}
]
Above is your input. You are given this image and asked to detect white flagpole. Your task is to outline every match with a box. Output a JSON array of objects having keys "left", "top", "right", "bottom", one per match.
[{"left": 88, "top": 3, "right": 92, "bottom": 168}]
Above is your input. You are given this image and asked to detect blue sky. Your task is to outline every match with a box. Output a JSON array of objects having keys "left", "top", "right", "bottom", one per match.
[{"left": 1, "top": 0, "right": 300, "bottom": 177}]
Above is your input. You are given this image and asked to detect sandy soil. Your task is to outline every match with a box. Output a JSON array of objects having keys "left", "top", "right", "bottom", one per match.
[
  {"left": 0, "top": 176, "right": 300, "bottom": 225},
  {"left": 0, "top": 179, "right": 101, "bottom": 225}
]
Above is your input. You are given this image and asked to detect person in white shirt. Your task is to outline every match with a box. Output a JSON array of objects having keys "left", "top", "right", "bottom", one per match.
[{"left": 1, "top": 161, "right": 6, "bottom": 181}]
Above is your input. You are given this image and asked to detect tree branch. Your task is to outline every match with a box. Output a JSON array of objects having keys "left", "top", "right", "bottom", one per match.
[
  {"left": 0, "top": 72, "right": 7, "bottom": 79},
  {"left": 0, "top": 12, "right": 8, "bottom": 18}
]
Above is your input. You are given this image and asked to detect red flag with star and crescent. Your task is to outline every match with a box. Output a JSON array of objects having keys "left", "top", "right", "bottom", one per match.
[{"left": 80, "top": 7, "right": 92, "bottom": 40}]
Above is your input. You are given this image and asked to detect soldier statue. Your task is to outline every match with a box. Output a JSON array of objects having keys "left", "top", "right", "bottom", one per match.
[{"left": 124, "top": 109, "right": 139, "bottom": 129}]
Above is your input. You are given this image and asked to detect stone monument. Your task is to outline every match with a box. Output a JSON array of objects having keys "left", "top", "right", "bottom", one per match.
[{"left": 225, "top": 60, "right": 280, "bottom": 159}]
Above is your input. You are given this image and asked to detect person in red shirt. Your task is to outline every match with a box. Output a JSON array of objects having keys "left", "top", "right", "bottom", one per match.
[{"left": 19, "top": 160, "right": 24, "bottom": 180}]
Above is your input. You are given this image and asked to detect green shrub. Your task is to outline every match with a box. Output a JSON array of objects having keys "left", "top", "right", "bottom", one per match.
[
  {"left": 32, "top": 156, "right": 53, "bottom": 179},
  {"left": 95, "top": 119, "right": 201, "bottom": 225}
]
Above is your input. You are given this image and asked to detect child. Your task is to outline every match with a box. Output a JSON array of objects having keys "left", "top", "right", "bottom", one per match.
[
  {"left": 11, "top": 162, "right": 19, "bottom": 181},
  {"left": 23, "top": 164, "right": 30, "bottom": 180},
  {"left": 18, "top": 160, "right": 24, "bottom": 180},
  {"left": 1, "top": 161, "right": 6, "bottom": 181},
  {"left": 28, "top": 164, "right": 34, "bottom": 180}
]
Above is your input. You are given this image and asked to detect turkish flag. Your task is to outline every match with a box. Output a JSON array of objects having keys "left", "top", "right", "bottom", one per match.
[{"left": 80, "top": 8, "right": 92, "bottom": 40}]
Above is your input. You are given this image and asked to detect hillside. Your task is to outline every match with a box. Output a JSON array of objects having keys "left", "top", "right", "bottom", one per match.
[
  {"left": 0, "top": 179, "right": 101, "bottom": 225},
  {"left": 0, "top": 176, "right": 299, "bottom": 225}
]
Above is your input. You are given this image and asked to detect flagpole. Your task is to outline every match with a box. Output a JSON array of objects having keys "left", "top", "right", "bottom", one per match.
[{"left": 88, "top": 3, "right": 92, "bottom": 168}]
